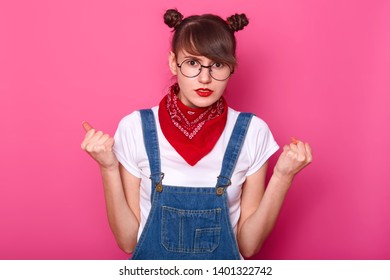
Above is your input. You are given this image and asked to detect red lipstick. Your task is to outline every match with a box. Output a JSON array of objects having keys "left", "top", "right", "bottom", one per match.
[{"left": 195, "top": 88, "right": 213, "bottom": 97}]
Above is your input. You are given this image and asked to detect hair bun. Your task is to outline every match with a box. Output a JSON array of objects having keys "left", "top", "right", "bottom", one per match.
[
  {"left": 164, "top": 9, "right": 184, "bottom": 29},
  {"left": 226, "top": 13, "right": 249, "bottom": 32}
]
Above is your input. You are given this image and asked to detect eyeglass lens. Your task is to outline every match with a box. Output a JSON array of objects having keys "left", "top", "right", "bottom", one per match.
[{"left": 178, "top": 59, "right": 232, "bottom": 81}]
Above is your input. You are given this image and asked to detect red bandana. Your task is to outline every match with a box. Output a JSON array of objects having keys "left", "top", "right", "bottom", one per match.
[{"left": 158, "top": 84, "right": 228, "bottom": 166}]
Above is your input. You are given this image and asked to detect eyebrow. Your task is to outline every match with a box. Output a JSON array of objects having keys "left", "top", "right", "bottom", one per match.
[
  {"left": 183, "top": 55, "right": 201, "bottom": 60},
  {"left": 182, "top": 55, "right": 215, "bottom": 64}
]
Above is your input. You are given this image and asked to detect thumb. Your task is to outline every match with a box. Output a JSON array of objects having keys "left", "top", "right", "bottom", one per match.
[
  {"left": 82, "top": 121, "right": 93, "bottom": 132},
  {"left": 291, "top": 137, "right": 299, "bottom": 145}
]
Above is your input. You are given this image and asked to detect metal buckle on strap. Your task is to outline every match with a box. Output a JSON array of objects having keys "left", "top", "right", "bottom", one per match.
[
  {"left": 216, "top": 187, "right": 224, "bottom": 196},
  {"left": 150, "top": 172, "right": 165, "bottom": 192},
  {"left": 216, "top": 176, "right": 231, "bottom": 196}
]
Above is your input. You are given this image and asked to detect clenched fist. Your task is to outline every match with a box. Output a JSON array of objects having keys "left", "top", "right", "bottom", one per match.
[
  {"left": 274, "top": 137, "right": 313, "bottom": 181},
  {"left": 81, "top": 121, "right": 118, "bottom": 170}
]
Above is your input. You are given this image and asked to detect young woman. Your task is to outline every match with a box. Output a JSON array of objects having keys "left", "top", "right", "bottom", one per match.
[{"left": 81, "top": 9, "right": 312, "bottom": 260}]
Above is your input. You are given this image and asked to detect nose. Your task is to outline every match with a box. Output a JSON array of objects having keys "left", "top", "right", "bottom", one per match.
[{"left": 197, "top": 66, "right": 212, "bottom": 84}]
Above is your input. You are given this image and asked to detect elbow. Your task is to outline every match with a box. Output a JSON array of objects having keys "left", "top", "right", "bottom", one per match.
[
  {"left": 240, "top": 248, "right": 258, "bottom": 259},
  {"left": 112, "top": 228, "right": 138, "bottom": 255},
  {"left": 122, "top": 247, "right": 134, "bottom": 255},
  {"left": 118, "top": 241, "right": 135, "bottom": 255},
  {"left": 116, "top": 237, "right": 137, "bottom": 255},
  {"left": 239, "top": 241, "right": 263, "bottom": 259}
]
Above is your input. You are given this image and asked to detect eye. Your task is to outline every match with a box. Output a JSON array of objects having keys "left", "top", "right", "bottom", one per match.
[
  {"left": 185, "top": 59, "right": 200, "bottom": 67},
  {"left": 213, "top": 62, "right": 225, "bottom": 69}
]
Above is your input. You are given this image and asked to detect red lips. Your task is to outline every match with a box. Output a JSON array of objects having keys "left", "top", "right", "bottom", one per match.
[{"left": 195, "top": 88, "right": 213, "bottom": 97}]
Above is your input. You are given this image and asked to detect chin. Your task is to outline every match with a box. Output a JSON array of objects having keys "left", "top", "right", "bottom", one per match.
[
  {"left": 197, "top": 96, "right": 221, "bottom": 106},
  {"left": 192, "top": 100, "right": 216, "bottom": 108}
]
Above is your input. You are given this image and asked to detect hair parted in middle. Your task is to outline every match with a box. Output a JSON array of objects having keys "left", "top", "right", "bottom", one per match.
[{"left": 164, "top": 9, "right": 249, "bottom": 67}]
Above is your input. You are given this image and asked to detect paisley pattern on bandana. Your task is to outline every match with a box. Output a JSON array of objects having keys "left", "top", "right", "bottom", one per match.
[
  {"left": 166, "top": 89, "right": 225, "bottom": 139},
  {"left": 158, "top": 83, "right": 228, "bottom": 166}
]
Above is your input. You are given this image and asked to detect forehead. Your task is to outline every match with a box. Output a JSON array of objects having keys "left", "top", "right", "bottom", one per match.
[{"left": 177, "top": 49, "right": 214, "bottom": 63}]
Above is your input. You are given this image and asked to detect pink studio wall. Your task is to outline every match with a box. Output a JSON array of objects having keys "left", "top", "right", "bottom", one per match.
[{"left": 1, "top": 0, "right": 389, "bottom": 260}]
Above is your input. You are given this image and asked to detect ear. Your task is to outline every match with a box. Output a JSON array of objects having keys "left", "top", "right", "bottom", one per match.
[{"left": 168, "top": 51, "right": 178, "bottom": 75}]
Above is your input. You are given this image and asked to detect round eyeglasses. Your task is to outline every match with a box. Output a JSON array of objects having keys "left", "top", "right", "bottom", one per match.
[{"left": 177, "top": 59, "right": 234, "bottom": 81}]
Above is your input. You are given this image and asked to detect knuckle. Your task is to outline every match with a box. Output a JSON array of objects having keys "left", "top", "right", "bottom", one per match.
[
  {"left": 298, "top": 155, "right": 306, "bottom": 162},
  {"left": 96, "top": 146, "right": 106, "bottom": 153},
  {"left": 288, "top": 151, "right": 296, "bottom": 159},
  {"left": 86, "top": 145, "right": 94, "bottom": 153},
  {"left": 87, "top": 129, "right": 95, "bottom": 136},
  {"left": 94, "top": 131, "right": 103, "bottom": 138},
  {"left": 106, "top": 138, "right": 114, "bottom": 146}
]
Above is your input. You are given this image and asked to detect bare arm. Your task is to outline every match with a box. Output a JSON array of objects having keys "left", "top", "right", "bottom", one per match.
[
  {"left": 81, "top": 121, "right": 140, "bottom": 254},
  {"left": 237, "top": 139, "right": 312, "bottom": 258},
  {"left": 100, "top": 165, "right": 140, "bottom": 254}
]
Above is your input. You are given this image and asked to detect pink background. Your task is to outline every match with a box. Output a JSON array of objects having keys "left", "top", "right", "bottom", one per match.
[{"left": 1, "top": 0, "right": 389, "bottom": 259}]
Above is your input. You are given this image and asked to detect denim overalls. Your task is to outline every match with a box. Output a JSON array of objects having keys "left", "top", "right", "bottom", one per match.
[{"left": 131, "top": 109, "right": 253, "bottom": 260}]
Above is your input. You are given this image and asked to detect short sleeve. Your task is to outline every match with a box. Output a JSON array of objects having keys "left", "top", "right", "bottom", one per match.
[
  {"left": 113, "top": 111, "right": 143, "bottom": 178},
  {"left": 245, "top": 116, "right": 279, "bottom": 176}
]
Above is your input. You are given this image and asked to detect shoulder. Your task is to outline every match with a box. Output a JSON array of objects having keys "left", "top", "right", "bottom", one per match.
[
  {"left": 226, "top": 107, "right": 272, "bottom": 133},
  {"left": 229, "top": 107, "right": 279, "bottom": 157},
  {"left": 117, "top": 110, "right": 140, "bottom": 130},
  {"left": 117, "top": 106, "right": 159, "bottom": 131}
]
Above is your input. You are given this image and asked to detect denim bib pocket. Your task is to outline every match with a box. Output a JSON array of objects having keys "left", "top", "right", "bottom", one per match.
[{"left": 161, "top": 206, "right": 222, "bottom": 253}]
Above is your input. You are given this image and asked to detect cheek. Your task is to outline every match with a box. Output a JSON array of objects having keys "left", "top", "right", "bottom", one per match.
[
  {"left": 217, "top": 82, "right": 229, "bottom": 94},
  {"left": 177, "top": 76, "right": 193, "bottom": 89}
]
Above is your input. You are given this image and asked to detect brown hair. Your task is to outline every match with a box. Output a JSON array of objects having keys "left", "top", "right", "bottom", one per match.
[{"left": 164, "top": 9, "right": 249, "bottom": 67}]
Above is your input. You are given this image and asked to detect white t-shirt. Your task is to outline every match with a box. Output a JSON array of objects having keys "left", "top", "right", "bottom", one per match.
[{"left": 113, "top": 106, "right": 279, "bottom": 240}]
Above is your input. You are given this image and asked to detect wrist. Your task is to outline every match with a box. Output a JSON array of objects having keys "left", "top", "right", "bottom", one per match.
[
  {"left": 272, "top": 169, "right": 295, "bottom": 186},
  {"left": 99, "top": 161, "right": 119, "bottom": 173}
]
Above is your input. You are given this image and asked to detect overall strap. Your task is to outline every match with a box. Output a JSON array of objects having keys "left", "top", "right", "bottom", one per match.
[
  {"left": 139, "top": 109, "right": 163, "bottom": 199},
  {"left": 216, "top": 113, "right": 254, "bottom": 194}
]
